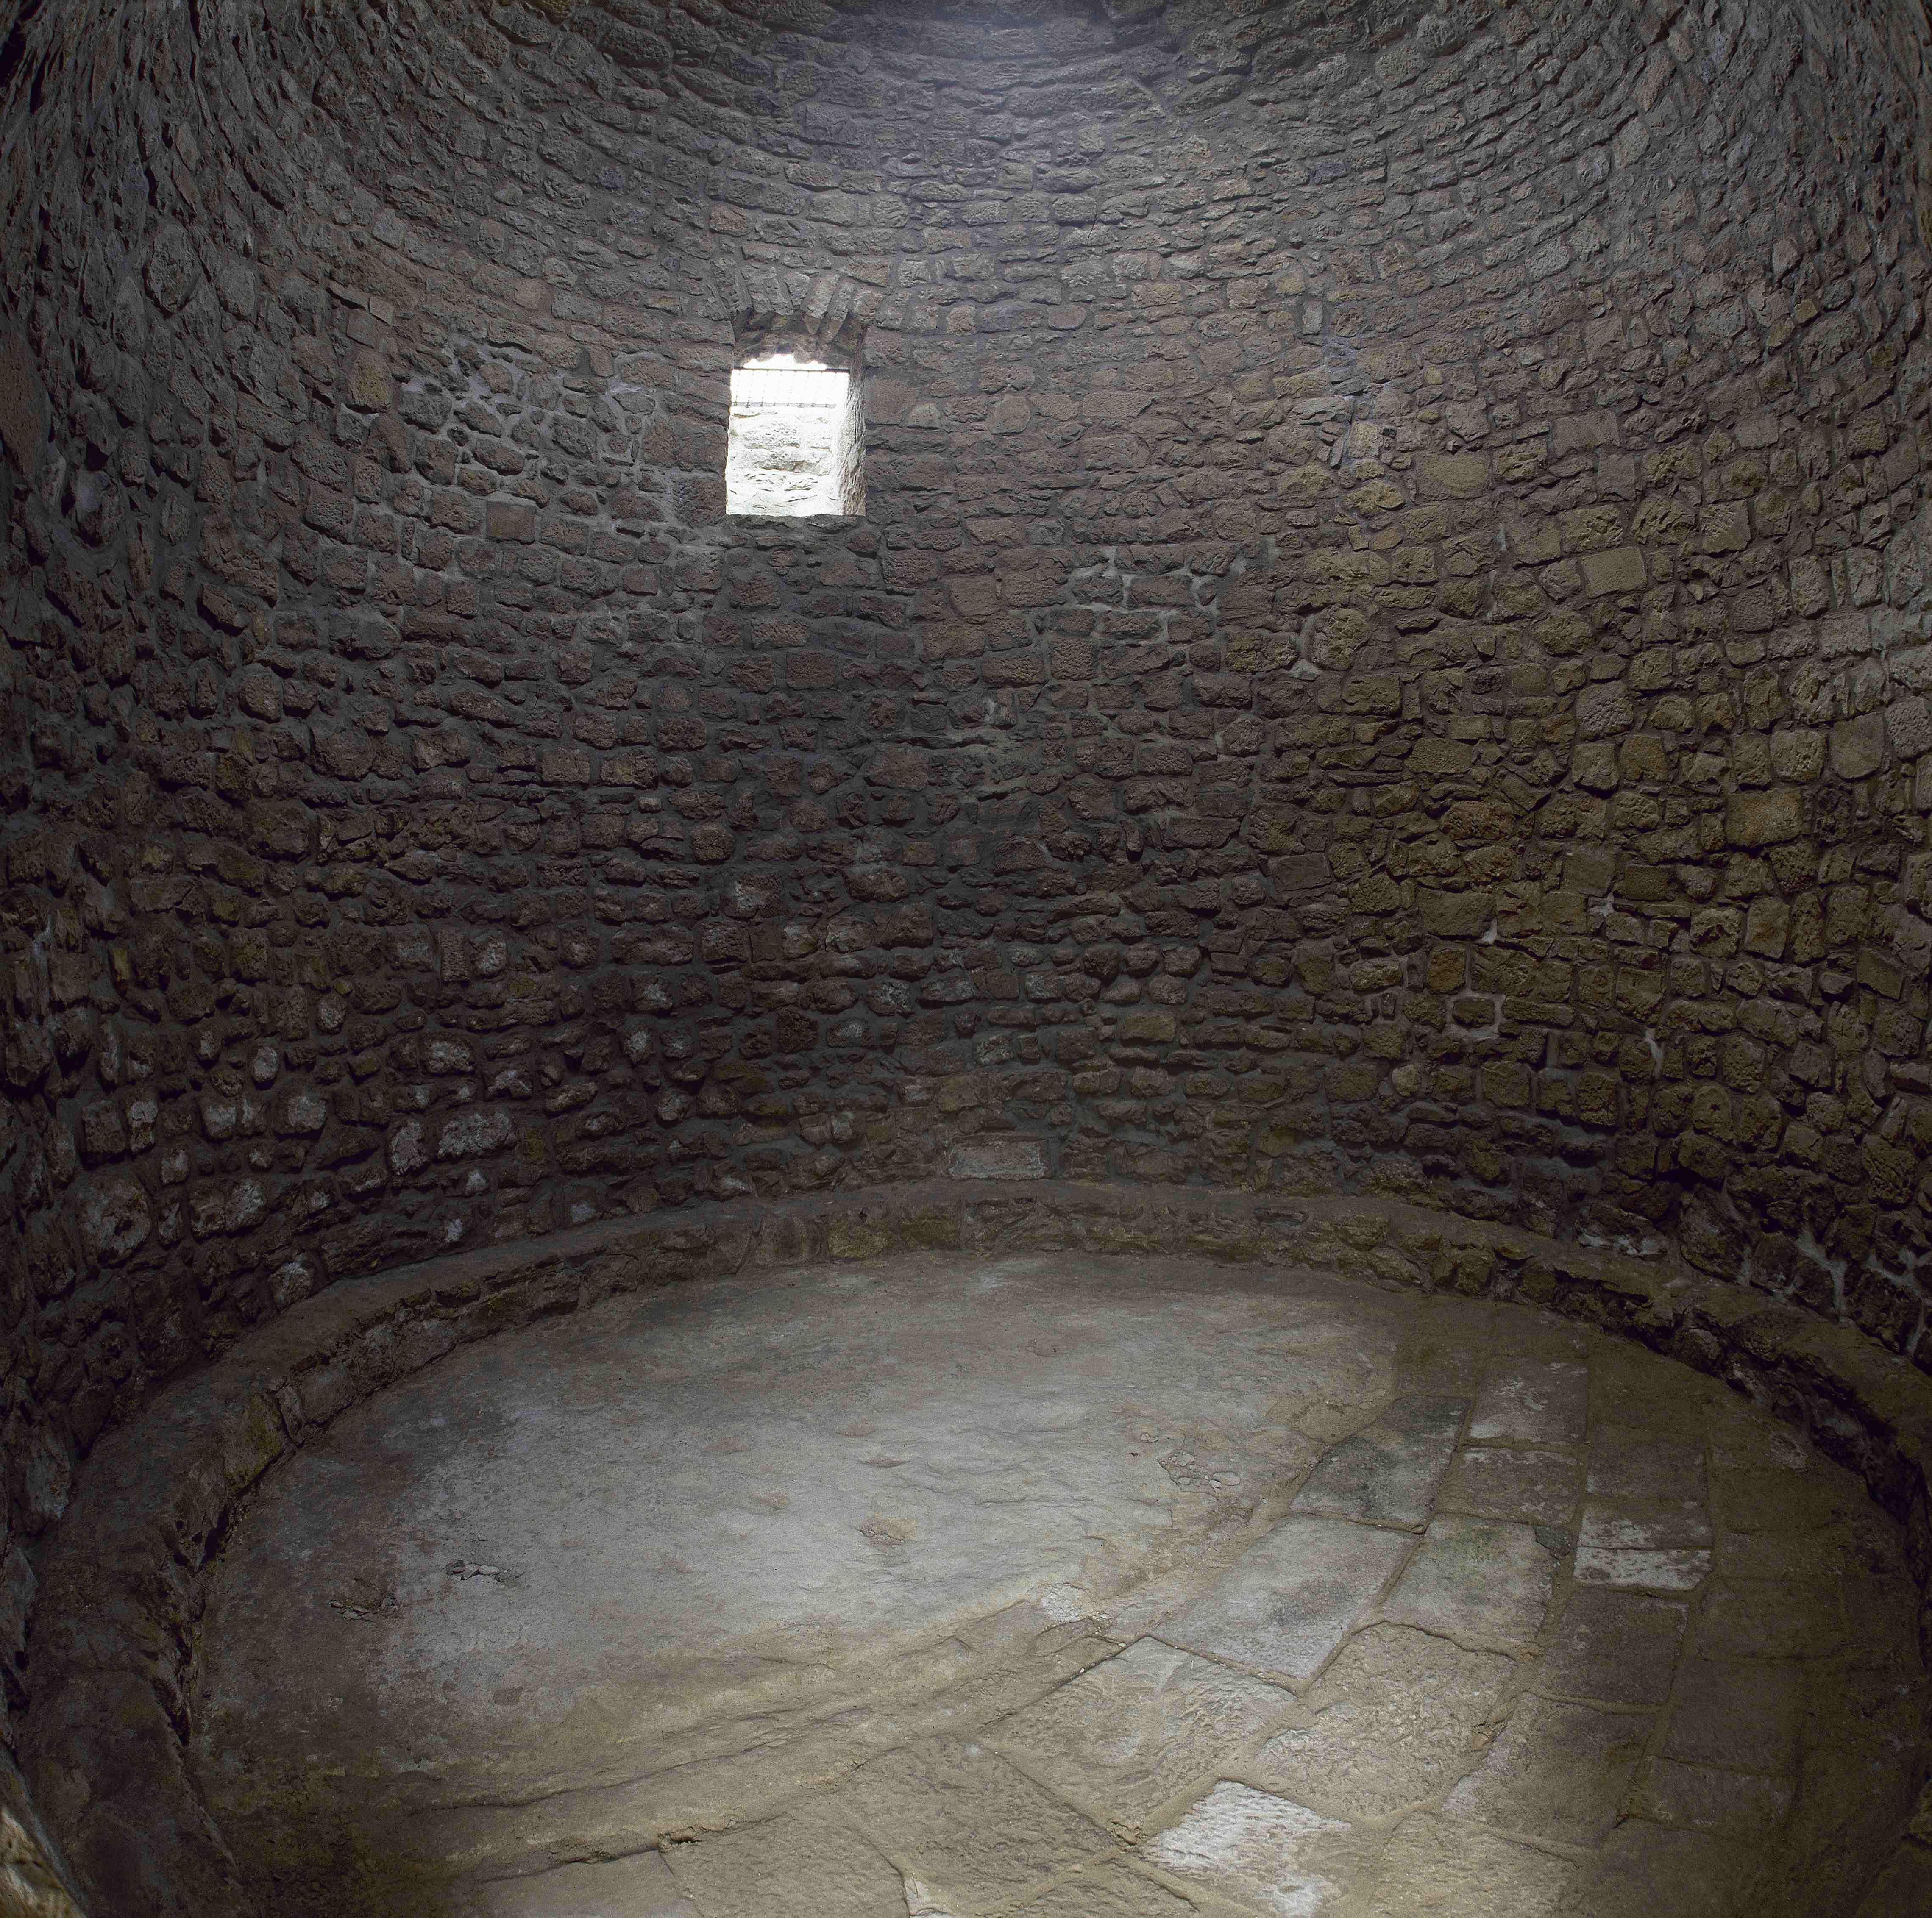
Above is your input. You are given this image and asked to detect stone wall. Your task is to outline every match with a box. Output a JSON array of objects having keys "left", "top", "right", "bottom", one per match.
[{"left": 7, "top": 0, "right": 1932, "bottom": 1823}]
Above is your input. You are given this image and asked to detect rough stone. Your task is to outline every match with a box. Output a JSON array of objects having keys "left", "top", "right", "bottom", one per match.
[
  {"left": 1363, "top": 1813, "right": 1577, "bottom": 1918},
  {"left": 1141, "top": 1782, "right": 1369, "bottom": 1918},
  {"left": 1382, "top": 1515, "right": 1556, "bottom": 1645},
  {"left": 1253, "top": 1624, "right": 1514, "bottom": 1818},
  {"left": 1159, "top": 1517, "right": 1414, "bottom": 1683},
  {"left": 1445, "top": 1694, "right": 1653, "bottom": 1845},
  {"left": 1290, "top": 1396, "right": 1466, "bottom": 1529},
  {"left": 992, "top": 1638, "right": 1294, "bottom": 1834}
]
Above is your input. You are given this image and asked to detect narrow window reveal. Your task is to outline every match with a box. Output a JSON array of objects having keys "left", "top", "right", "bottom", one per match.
[{"left": 726, "top": 354, "right": 863, "bottom": 518}]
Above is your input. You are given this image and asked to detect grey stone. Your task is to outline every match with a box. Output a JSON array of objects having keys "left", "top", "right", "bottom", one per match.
[
  {"left": 1382, "top": 1515, "right": 1555, "bottom": 1645},
  {"left": 1469, "top": 1361, "right": 1588, "bottom": 1445},
  {"left": 1362, "top": 1813, "right": 1577, "bottom": 1918},
  {"left": 1141, "top": 1781, "right": 1371, "bottom": 1918},
  {"left": 1534, "top": 1590, "right": 1687, "bottom": 1707},
  {"left": 846, "top": 1738, "right": 1110, "bottom": 1906},
  {"left": 1291, "top": 1395, "right": 1466, "bottom": 1529},
  {"left": 947, "top": 1136, "right": 1050, "bottom": 1179},
  {"left": 991, "top": 1637, "right": 1295, "bottom": 1834},
  {"left": 1159, "top": 1517, "right": 1414, "bottom": 1683},
  {"left": 1444, "top": 1695, "right": 1652, "bottom": 1845},
  {"left": 1438, "top": 1446, "right": 1579, "bottom": 1526},
  {"left": 1252, "top": 1624, "right": 1514, "bottom": 1818},
  {"left": 482, "top": 1853, "right": 699, "bottom": 1918}
]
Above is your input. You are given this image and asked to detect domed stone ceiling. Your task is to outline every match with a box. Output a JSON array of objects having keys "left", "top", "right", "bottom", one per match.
[{"left": 7, "top": 0, "right": 1932, "bottom": 1909}]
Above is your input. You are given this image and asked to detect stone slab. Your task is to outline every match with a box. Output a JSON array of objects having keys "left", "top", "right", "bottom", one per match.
[
  {"left": 1534, "top": 1591, "right": 1687, "bottom": 1708},
  {"left": 1438, "top": 1446, "right": 1580, "bottom": 1526},
  {"left": 1141, "top": 1781, "right": 1370, "bottom": 1918},
  {"left": 1469, "top": 1360, "right": 1588, "bottom": 1445},
  {"left": 947, "top": 1137, "right": 1050, "bottom": 1180},
  {"left": 1570, "top": 1822, "right": 1756, "bottom": 1918},
  {"left": 1576, "top": 1500, "right": 1714, "bottom": 1591},
  {"left": 1252, "top": 1623, "right": 1514, "bottom": 1819},
  {"left": 990, "top": 1637, "right": 1295, "bottom": 1834},
  {"left": 1002, "top": 1863, "right": 1200, "bottom": 1918},
  {"left": 1362, "top": 1813, "right": 1577, "bottom": 1918},
  {"left": 1382, "top": 1515, "right": 1555, "bottom": 1645},
  {"left": 1290, "top": 1395, "right": 1467, "bottom": 1529},
  {"left": 1158, "top": 1517, "right": 1414, "bottom": 1684},
  {"left": 845, "top": 1737, "right": 1110, "bottom": 1907},
  {"left": 663, "top": 1808, "right": 907, "bottom": 1918},
  {"left": 1445, "top": 1695, "right": 1652, "bottom": 1846}
]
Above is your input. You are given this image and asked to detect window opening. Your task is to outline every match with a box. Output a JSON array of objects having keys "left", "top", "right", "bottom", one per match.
[{"left": 726, "top": 352, "right": 863, "bottom": 518}]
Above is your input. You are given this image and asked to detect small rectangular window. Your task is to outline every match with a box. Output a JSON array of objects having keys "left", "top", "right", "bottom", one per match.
[{"left": 726, "top": 355, "right": 863, "bottom": 518}]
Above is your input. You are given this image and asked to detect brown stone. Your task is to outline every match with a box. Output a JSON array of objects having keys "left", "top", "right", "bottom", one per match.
[{"left": 1726, "top": 789, "right": 1805, "bottom": 847}]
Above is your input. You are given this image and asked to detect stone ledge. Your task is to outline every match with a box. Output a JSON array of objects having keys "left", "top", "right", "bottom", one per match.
[{"left": 21, "top": 1179, "right": 1932, "bottom": 1915}]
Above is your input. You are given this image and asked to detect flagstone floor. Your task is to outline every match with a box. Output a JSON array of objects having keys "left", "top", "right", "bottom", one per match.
[{"left": 188, "top": 1251, "right": 1932, "bottom": 1918}]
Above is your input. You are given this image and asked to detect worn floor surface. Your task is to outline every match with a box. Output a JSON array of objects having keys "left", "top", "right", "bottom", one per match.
[{"left": 188, "top": 1253, "right": 1932, "bottom": 1918}]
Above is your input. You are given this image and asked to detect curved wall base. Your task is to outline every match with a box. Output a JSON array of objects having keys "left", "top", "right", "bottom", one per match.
[{"left": 23, "top": 1179, "right": 1932, "bottom": 1913}]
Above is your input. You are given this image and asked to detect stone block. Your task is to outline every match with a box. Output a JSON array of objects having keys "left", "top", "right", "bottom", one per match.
[
  {"left": 1770, "top": 726, "right": 1823, "bottom": 780},
  {"left": 1581, "top": 547, "right": 1646, "bottom": 595},
  {"left": 1551, "top": 409, "right": 1620, "bottom": 454},
  {"left": 77, "top": 1175, "right": 151, "bottom": 1263},
  {"left": 1444, "top": 1694, "right": 1652, "bottom": 1845},
  {"left": 1417, "top": 888, "right": 1493, "bottom": 936},
  {"left": 1160, "top": 1517, "right": 1413, "bottom": 1683},
  {"left": 1254, "top": 1625, "right": 1514, "bottom": 1819},
  {"left": 1829, "top": 713, "right": 1887, "bottom": 778},
  {"left": 1417, "top": 453, "right": 1489, "bottom": 498},
  {"left": 949, "top": 1136, "right": 1048, "bottom": 1180},
  {"left": 1726, "top": 788, "right": 1805, "bottom": 846},
  {"left": 1291, "top": 1395, "right": 1466, "bottom": 1529},
  {"left": 991, "top": 1638, "right": 1294, "bottom": 1833},
  {"left": 1411, "top": 736, "right": 1474, "bottom": 775},
  {"left": 1886, "top": 697, "right": 1932, "bottom": 759},
  {"left": 345, "top": 347, "right": 393, "bottom": 411},
  {"left": 1576, "top": 680, "right": 1636, "bottom": 736},
  {"left": 1698, "top": 503, "right": 1750, "bottom": 552},
  {"left": 1143, "top": 1782, "right": 1370, "bottom": 1915},
  {"left": 1744, "top": 897, "right": 1790, "bottom": 957},
  {"left": 1382, "top": 1514, "right": 1555, "bottom": 1643}
]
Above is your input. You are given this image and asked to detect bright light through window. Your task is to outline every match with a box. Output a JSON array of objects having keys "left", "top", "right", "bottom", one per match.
[{"left": 726, "top": 353, "right": 863, "bottom": 518}]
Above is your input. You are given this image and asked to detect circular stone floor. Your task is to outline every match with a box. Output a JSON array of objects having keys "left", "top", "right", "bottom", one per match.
[{"left": 188, "top": 1252, "right": 1931, "bottom": 1918}]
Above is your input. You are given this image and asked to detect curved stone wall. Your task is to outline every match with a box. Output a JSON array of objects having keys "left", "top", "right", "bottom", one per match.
[{"left": 8, "top": 0, "right": 1932, "bottom": 1893}]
